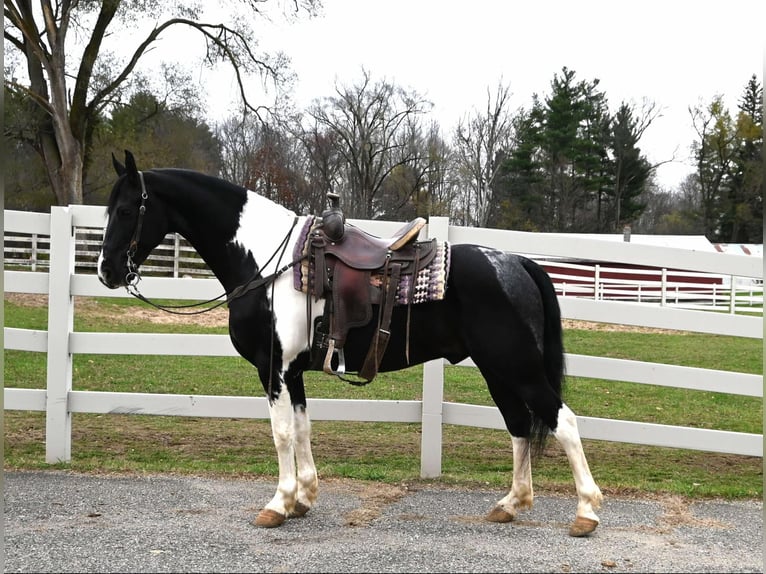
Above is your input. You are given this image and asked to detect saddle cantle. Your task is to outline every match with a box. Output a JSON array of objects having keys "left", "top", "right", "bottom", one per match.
[{"left": 300, "top": 194, "right": 448, "bottom": 383}]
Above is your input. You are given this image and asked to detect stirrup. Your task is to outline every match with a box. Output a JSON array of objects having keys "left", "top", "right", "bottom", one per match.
[{"left": 322, "top": 339, "right": 346, "bottom": 376}]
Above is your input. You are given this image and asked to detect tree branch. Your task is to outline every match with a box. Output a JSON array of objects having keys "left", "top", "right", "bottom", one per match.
[
  {"left": 73, "top": 0, "right": 120, "bottom": 130},
  {"left": 88, "top": 17, "right": 276, "bottom": 118}
]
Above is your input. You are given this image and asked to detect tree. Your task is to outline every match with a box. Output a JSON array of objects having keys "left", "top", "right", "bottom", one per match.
[
  {"left": 414, "top": 121, "right": 458, "bottom": 219},
  {"left": 306, "top": 69, "right": 432, "bottom": 219},
  {"left": 92, "top": 90, "right": 221, "bottom": 200},
  {"left": 533, "top": 67, "right": 610, "bottom": 231},
  {"left": 607, "top": 102, "right": 653, "bottom": 230},
  {"left": 494, "top": 105, "right": 547, "bottom": 231},
  {"left": 294, "top": 120, "right": 347, "bottom": 215},
  {"left": 497, "top": 68, "right": 617, "bottom": 232},
  {"left": 452, "top": 81, "right": 514, "bottom": 227},
  {"left": 689, "top": 95, "right": 738, "bottom": 240},
  {"left": 4, "top": 0, "right": 319, "bottom": 206},
  {"left": 635, "top": 174, "right": 705, "bottom": 234},
  {"left": 495, "top": 69, "right": 656, "bottom": 233},
  {"left": 723, "top": 75, "right": 763, "bottom": 243}
]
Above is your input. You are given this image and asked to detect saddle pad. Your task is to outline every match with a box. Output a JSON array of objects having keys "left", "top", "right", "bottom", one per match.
[
  {"left": 292, "top": 216, "right": 451, "bottom": 305},
  {"left": 387, "top": 239, "right": 450, "bottom": 305}
]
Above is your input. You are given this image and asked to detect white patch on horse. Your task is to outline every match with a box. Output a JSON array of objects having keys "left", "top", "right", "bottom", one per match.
[
  {"left": 552, "top": 404, "right": 603, "bottom": 523},
  {"left": 293, "top": 406, "right": 318, "bottom": 510},
  {"left": 264, "top": 386, "right": 299, "bottom": 516},
  {"left": 495, "top": 435, "right": 534, "bottom": 518},
  {"left": 231, "top": 192, "right": 325, "bottom": 365}
]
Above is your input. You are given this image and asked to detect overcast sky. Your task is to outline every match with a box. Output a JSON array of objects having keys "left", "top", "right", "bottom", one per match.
[{"left": 200, "top": 0, "right": 764, "bottom": 189}]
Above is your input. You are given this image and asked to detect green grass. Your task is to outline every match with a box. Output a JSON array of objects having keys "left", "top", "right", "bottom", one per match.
[{"left": 4, "top": 295, "right": 763, "bottom": 500}]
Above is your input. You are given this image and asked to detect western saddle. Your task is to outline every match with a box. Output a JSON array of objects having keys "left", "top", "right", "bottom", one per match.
[{"left": 308, "top": 193, "right": 438, "bottom": 383}]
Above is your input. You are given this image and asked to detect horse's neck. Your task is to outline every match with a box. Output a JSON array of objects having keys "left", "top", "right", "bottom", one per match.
[{"left": 176, "top": 189, "right": 299, "bottom": 292}]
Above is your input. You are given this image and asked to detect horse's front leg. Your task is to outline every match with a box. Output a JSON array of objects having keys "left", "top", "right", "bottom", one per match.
[
  {"left": 255, "top": 385, "right": 298, "bottom": 527},
  {"left": 292, "top": 403, "right": 318, "bottom": 517},
  {"left": 286, "top": 368, "right": 318, "bottom": 518},
  {"left": 254, "top": 368, "right": 318, "bottom": 527}
]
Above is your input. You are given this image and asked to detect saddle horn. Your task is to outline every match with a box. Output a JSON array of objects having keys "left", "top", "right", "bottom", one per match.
[{"left": 320, "top": 192, "right": 345, "bottom": 242}]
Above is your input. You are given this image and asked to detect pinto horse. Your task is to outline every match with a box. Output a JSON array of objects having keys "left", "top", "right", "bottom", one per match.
[{"left": 97, "top": 150, "right": 603, "bottom": 537}]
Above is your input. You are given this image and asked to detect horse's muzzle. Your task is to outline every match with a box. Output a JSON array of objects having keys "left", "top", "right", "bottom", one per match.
[
  {"left": 97, "top": 257, "right": 125, "bottom": 289},
  {"left": 97, "top": 267, "right": 121, "bottom": 289}
]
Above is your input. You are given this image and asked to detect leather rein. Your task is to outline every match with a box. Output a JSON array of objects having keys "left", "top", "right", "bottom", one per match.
[{"left": 122, "top": 171, "right": 305, "bottom": 315}]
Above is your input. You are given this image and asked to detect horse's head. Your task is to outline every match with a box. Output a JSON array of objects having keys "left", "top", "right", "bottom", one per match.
[{"left": 97, "top": 150, "right": 170, "bottom": 289}]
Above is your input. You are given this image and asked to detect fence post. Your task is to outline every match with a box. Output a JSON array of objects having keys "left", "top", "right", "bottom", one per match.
[
  {"left": 594, "top": 264, "right": 601, "bottom": 299},
  {"left": 420, "top": 215, "right": 450, "bottom": 478},
  {"left": 31, "top": 233, "right": 38, "bottom": 271},
  {"left": 174, "top": 234, "right": 180, "bottom": 278},
  {"left": 45, "top": 206, "right": 75, "bottom": 463}
]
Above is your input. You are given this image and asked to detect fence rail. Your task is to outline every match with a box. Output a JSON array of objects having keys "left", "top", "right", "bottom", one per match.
[
  {"left": 3, "top": 207, "right": 763, "bottom": 475},
  {"left": 5, "top": 230, "right": 214, "bottom": 278},
  {"left": 6, "top": 225, "right": 760, "bottom": 312}
]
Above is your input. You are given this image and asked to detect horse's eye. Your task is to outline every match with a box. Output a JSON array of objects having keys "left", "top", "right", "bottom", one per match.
[{"left": 117, "top": 207, "right": 132, "bottom": 217}]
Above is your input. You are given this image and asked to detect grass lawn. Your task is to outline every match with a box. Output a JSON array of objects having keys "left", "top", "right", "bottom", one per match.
[{"left": 4, "top": 294, "right": 763, "bottom": 500}]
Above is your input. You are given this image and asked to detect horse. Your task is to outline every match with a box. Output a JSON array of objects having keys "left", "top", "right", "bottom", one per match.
[{"left": 97, "top": 150, "right": 603, "bottom": 537}]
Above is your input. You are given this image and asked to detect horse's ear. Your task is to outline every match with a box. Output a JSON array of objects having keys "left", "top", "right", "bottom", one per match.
[
  {"left": 124, "top": 150, "right": 138, "bottom": 174},
  {"left": 121, "top": 149, "right": 140, "bottom": 185},
  {"left": 112, "top": 153, "right": 125, "bottom": 176}
]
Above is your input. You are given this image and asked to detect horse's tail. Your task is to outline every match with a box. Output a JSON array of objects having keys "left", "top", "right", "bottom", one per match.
[{"left": 520, "top": 257, "right": 566, "bottom": 456}]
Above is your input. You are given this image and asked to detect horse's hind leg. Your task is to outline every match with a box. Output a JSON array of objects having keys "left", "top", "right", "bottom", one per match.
[
  {"left": 552, "top": 403, "right": 603, "bottom": 536},
  {"left": 487, "top": 435, "right": 534, "bottom": 523},
  {"left": 471, "top": 344, "right": 602, "bottom": 536}
]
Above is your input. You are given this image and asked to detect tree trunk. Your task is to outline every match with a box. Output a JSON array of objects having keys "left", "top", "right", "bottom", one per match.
[{"left": 40, "top": 123, "right": 84, "bottom": 206}]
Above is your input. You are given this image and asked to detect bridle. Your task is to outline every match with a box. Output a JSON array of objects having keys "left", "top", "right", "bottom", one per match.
[
  {"left": 125, "top": 172, "right": 148, "bottom": 288},
  {"left": 120, "top": 170, "right": 306, "bottom": 315}
]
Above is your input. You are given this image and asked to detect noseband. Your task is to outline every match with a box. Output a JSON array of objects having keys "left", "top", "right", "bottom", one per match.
[{"left": 118, "top": 171, "right": 306, "bottom": 315}]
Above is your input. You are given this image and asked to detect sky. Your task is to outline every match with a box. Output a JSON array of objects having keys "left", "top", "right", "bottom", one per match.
[{"left": 197, "top": 0, "right": 764, "bottom": 190}]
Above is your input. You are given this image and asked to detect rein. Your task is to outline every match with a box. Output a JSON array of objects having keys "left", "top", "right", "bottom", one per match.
[{"left": 123, "top": 171, "right": 305, "bottom": 315}]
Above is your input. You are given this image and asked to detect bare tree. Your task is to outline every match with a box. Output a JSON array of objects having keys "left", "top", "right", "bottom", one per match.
[
  {"left": 414, "top": 121, "right": 458, "bottom": 218},
  {"left": 4, "top": 0, "right": 319, "bottom": 205},
  {"left": 306, "top": 69, "right": 432, "bottom": 218},
  {"left": 452, "top": 81, "right": 514, "bottom": 226},
  {"left": 293, "top": 117, "right": 347, "bottom": 214},
  {"left": 217, "top": 113, "right": 265, "bottom": 187}
]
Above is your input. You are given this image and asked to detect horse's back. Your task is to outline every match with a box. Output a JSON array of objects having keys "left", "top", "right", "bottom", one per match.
[{"left": 448, "top": 243, "right": 551, "bottom": 317}]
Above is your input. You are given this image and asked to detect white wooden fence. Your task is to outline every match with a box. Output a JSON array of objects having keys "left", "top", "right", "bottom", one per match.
[
  {"left": 5, "top": 226, "right": 762, "bottom": 312},
  {"left": 4, "top": 206, "right": 763, "bottom": 476}
]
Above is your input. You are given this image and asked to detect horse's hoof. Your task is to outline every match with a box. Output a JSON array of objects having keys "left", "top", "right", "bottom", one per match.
[
  {"left": 290, "top": 501, "right": 311, "bottom": 518},
  {"left": 486, "top": 506, "right": 515, "bottom": 523},
  {"left": 568, "top": 516, "right": 599, "bottom": 537},
  {"left": 253, "top": 509, "right": 286, "bottom": 528}
]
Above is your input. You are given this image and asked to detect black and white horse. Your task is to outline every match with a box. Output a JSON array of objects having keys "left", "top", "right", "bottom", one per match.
[{"left": 97, "top": 151, "right": 603, "bottom": 537}]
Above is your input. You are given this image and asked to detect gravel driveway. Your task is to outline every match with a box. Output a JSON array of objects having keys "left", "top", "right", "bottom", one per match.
[{"left": 3, "top": 470, "right": 762, "bottom": 573}]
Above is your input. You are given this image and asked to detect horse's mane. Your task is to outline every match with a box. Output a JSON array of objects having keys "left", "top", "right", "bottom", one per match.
[{"left": 108, "top": 167, "right": 248, "bottom": 214}]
